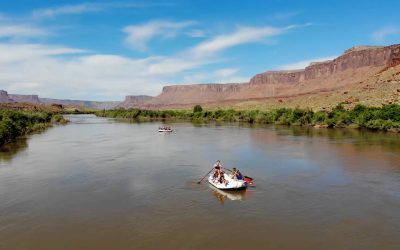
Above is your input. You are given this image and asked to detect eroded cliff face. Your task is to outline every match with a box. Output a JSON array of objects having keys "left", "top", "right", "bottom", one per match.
[
  {"left": 143, "top": 43, "right": 400, "bottom": 108},
  {"left": 9, "top": 94, "right": 41, "bottom": 103},
  {"left": 117, "top": 95, "right": 153, "bottom": 108},
  {"left": 0, "top": 90, "right": 15, "bottom": 103},
  {"left": 40, "top": 98, "right": 120, "bottom": 110},
  {"left": 143, "top": 83, "right": 243, "bottom": 107},
  {"left": 0, "top": 91, "right": 120, "bottom": 110},
  {"left": 250, "top": 44, "right": 400, "bottom": 85}
]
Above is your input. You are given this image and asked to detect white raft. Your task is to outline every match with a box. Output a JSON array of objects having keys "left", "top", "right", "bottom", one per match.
[
  {"left": 158, "top": 129, "right": 173, "bottom": 132},
  {"left": 208, "top": 173, "right": 247, "bottom": 190}
]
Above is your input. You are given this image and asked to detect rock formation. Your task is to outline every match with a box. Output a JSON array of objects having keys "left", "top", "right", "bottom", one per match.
[
  {"left": 39, "top": 98, "right": 120, "bottom": 110},
  {"left": 142, "top": 43, "right": 400, "bottom": 108},
  {"left": 9, "top": 94, "right": 41, "bottom": 104},
  {"left": 117, "top": 95, "right": 153, "bottom": 108},
  {"left": 0, "top": 90, "right": 15, "bottom": 103},
  {"left": 0, "top": 91, "right": 120, "bottom": 110},
  {"left": 142, "top": 84, "right": 242, "bottom": 108}
]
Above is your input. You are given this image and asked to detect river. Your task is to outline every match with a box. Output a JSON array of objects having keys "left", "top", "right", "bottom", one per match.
[{"left": 1, "top": 114, "right": 400, "bottom": 250}]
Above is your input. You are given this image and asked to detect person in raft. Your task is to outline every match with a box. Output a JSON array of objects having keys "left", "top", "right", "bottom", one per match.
[
  {"left": 231, "top": 167, "right": 243, "bottom": 180},
  {"left": 219, "top": 171, "right": 229, "bottom": 185},
  {"left": 212, "top": 160, "right": 223, "bottom": 180}
]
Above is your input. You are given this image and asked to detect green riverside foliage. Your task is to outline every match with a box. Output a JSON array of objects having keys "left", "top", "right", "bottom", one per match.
[
  {"left": 193, "top": 105, "right": 203, "bottom": 113},
  {"left": 0, "top": 110, "right": 68, "bottom": 147},
  {"left": 95, "top": 104, "right": 400, "bottom": 132}
]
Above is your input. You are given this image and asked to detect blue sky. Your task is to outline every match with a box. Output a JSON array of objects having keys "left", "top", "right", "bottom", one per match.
[{"left": 0, "top": 0, "right": 399, "bottom": 100}]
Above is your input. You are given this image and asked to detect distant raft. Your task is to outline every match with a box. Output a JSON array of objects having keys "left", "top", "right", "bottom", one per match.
[
  {"left": 208, "top": 173, "right": 247, "bottom": 190},
  {"left": 158, "top": 127, "right": 173, "bottom": 132}
]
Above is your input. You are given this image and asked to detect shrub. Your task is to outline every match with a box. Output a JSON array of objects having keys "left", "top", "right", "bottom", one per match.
[
  {"left": 193, "top": 105, "right": 203, "bottom": 113},
  {"left": 0, "top": 110, "right": 57, "bottom": 147}
]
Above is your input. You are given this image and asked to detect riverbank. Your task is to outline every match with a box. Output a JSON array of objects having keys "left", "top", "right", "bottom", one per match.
[
  {"left": 95, "top": 104, "right": 400, "bottom": 132},
  {"left": 0, "top": 109, "right": 69, "bottom": 147}
]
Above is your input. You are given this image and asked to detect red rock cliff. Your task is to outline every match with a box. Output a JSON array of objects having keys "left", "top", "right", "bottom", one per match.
[
  {"left": 9, "top": 94, "right": 41, "bottom": 103},
  {"left": 118, "top": 95, "right": 154, "bottom": 108},
  {"left": 250, "top": 44, "right": 400, "bottom": 85},
  {"left": 143, "top": 43, "right": 400, "bottom": 108},
  {"left": 144, "top": 83, "right": 243, "bottom": 107}
]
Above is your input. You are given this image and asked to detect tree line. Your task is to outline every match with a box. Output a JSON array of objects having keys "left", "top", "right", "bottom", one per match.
[{"left": 96, "top": 104, "right": 400, "bottom": 132}]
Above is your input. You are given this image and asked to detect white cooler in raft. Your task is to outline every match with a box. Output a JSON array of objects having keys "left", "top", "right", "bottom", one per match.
[{"left": 208, "top": 173, "right": 247, "bottom": 190}]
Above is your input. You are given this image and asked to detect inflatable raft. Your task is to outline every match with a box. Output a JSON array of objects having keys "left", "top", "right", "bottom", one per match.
[
  {"left": 158, "top": 129, "right": 173, "bottom": 132},
  {"left": 208, "top": 173, "right": 247, "bottom": 190}
]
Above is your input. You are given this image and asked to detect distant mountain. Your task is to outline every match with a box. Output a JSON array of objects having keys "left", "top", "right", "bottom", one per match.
[
  {"left": 0, "top": 91, "right": 120, "bottom": 110},
  {"left": 39, "top": 98, "right": 120, "bottom": 110},
  {"left": 0, "top": 90, "right": 15, "bottom": 103},
  {"left": 9, "top": 94, "right": 41, "bottom": 104},
  {"left": 117, "top": 95, "right": 154, "bottom": 108}
]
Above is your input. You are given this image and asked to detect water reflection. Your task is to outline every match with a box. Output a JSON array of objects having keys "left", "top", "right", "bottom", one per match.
[
  {"left": 0, "top": 137, "right": 28, "bottom": 163},
  {"left": 210, "top": 185, "right": 255, "bottom": 205}
]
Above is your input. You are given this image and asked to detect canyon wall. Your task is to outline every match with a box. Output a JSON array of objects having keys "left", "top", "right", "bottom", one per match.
[
  {"left": 143, "top": 83, "right": 242, "bottom": 107},
  {"left": 0, "top": 90, "right": 15, "bottom": 103},
  {"left": 143, "top": 43, "right": 400, "bottom": 107},
  {"left": 0, "top": 92, "right": 120, "bottom": 110},
  {"left": 9, "top": 94, "right": 41, "bottom": 104},
  {"left": 40, "top": 98, "right": 120, "bottom": 110},
  {"left": 249, "top": 45, "right": 400, "bottom": 85},
  {"left": 117, "top": 95, "right": 154, "bottom": 108}
]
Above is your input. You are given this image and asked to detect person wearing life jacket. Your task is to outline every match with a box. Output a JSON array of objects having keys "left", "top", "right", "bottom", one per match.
[{"left": 231, "top": 167, "right": 243, "bottom": 180}]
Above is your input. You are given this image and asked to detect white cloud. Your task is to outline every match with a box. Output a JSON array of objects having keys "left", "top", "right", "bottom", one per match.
[
  {"left": 0, "top": 23, "right": 302, "bottom": 100},
  {"left": 31, "top": 2, "right": 172, "bottom": 19},
  {"left": 189, "top": 25, "right": 293, "bottom": 57},
  {"left": 279, "top": 56, "right": 337, "bottom": 70},
  {"left": 0, "top": 43, "right": 85, "bottom": 63},
  {"left": 0, "top": 42, "right": 212, "bottom": 99},
  {"left": 123, "top": 20, "right": 196, "bottom": 51},
  {"left": 371, "top": 26, "right": 400, "bottom": 42},
  {"left": 0, "top": 24, "right": 48, "bottom": 38},
  {"left": 32, "top": 3, "right": 101, "bottom": 19}
]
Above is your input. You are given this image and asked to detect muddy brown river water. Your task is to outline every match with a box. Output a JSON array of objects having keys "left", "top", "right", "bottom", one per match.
[{"left": 1, "top": 114, "right": 400, "bottom": 250}]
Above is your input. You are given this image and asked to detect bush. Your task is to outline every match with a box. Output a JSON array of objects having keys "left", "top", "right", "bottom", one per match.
[
  {"left": 193, "top": 105, "right": 203, "bottom": 113},
  {"left": 0, "top": 109, "right": 61, "bottom": 147}
]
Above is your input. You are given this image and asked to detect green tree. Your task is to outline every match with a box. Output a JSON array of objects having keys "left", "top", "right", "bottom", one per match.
[{"left": 193, "top": 105, "right": 203, "bottom": 113}]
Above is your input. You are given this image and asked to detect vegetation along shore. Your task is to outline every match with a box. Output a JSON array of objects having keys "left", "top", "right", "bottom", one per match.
[
  {"left": 0, "top": 109, "right": 68, "bottom": 147},
  {"left": 96, "top": 104, "right": 400, "bottom": 133}
]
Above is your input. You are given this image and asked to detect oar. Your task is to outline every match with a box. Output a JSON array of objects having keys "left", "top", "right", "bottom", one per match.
[{"left": 197, "top": 168, "right": 214, "bottom": 184}]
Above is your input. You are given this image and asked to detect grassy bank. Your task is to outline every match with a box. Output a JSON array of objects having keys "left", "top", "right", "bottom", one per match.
[
  {"left": 0, "top": 109, "right": 68, "bottom": 147},
  {"left": 96, "top": 104, "right": 400, "bottom": 132}
]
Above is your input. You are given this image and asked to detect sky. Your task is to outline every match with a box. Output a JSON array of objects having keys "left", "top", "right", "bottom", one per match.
[{"left": 0, "top": 0, "right": 399, "bottom": 101}]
